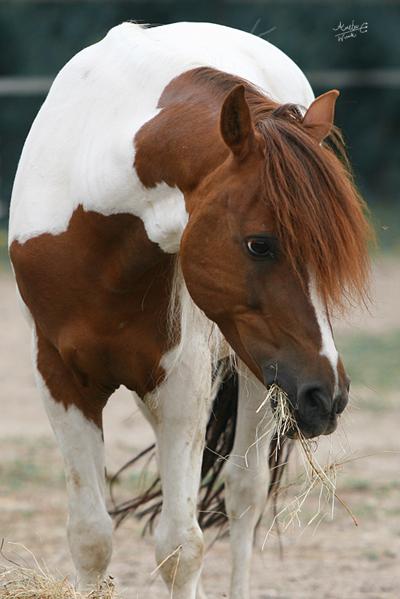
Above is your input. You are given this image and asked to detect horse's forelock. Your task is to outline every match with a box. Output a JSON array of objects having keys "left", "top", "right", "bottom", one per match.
[{"left": 255, "top": 111, "right": 373, "bottom": 311}]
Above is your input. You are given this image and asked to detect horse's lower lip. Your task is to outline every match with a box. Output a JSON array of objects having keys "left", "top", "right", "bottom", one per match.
[
  {"left": 323, "top": 417, "right": 338, "bottom": 435},
  {"left": 294, "top": 416, "right": 337, "bottom": 439},
  {"left": 279, "top": 417, "right": 336, "bottom": 440},
  {"left": 286, "top": 426, "right": 316, "bottom": 440}
]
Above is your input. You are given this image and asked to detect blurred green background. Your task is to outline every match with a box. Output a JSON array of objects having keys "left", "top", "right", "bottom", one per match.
[{"left": 0, "top": 0, "right": 399, "bottom": 251}]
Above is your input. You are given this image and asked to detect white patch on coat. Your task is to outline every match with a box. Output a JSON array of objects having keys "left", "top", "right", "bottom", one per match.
[
  {"left": 308, "top": 276, "right": 339, "bottom": 388},
  {"left": 9, "top": 21, "right": 314, "bottom": 253}
]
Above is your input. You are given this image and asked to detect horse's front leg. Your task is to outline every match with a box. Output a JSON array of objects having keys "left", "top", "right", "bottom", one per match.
[
  {"left": 34, "top": 331, "right": 113, "bottom": 589},
  {"left": 147, "top": 347, "right": 211, "bottom": 599},
  {"left": 224, "top": 364, "right": 272, "bottom": 599}
]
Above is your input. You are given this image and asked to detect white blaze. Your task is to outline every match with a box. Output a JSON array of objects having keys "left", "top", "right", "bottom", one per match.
[{"left": 308, "top": 275, "right": 339, "bottom": 390}]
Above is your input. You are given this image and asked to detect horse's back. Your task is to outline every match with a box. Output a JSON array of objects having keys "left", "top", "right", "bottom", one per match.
[{"left": 145, "top": 21, "right": 314, "bottom": 105}]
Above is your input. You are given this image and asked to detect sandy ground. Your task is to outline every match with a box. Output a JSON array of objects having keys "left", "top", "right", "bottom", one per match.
[{"left": 1, "top": 257, "right": 400, "bottom": 599}]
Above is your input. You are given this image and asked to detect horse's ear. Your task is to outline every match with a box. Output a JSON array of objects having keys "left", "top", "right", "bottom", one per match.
[
  {"left": 220, "top": 85, "right": 255, "bottom": 159},
  {"left": 302, "top": 90, "right": 340, "bottom": 143}
]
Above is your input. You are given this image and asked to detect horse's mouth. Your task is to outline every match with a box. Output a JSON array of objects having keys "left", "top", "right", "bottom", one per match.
[
  {"left": 265, "top": 375, "right": 340, "bottom": 440},
  {"left": 285, "top": 413, "right": 339, "bottom": 440}
]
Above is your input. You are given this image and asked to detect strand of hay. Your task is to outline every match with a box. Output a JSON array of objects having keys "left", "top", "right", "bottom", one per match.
[{"left": 259, "top": 385, "right": 358, "bottom": 549}]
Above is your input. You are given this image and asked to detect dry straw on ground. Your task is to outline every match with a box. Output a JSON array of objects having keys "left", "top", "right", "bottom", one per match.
[{"left": 0, "top": 558, "right": 119, "bottom": 599}]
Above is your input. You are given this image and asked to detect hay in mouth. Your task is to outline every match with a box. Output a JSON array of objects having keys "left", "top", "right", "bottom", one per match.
[{"left": 258, "top": 385, "right": 357, "bottom": 547}]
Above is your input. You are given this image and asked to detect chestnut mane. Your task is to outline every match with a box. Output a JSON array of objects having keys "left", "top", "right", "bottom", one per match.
[{"left": 191, "top": 67, "right": 373, "bottom": 310}]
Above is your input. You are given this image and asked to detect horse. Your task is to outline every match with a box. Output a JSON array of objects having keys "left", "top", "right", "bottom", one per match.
[{"left": 8, "top": 21, "right": 371, "bottom": 599}]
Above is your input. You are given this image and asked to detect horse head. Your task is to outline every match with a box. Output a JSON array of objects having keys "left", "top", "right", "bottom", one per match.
[{"left": 181, "top": 84, "right": 371, "bottom": 439}]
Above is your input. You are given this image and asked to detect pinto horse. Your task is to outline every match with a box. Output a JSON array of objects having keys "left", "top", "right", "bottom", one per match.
[{"left": 9, "top": 22, "right": 370, "bottom": 599}]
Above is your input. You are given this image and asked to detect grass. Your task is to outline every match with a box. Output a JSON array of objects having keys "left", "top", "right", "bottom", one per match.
[
  {"left": 341, "top": 478, "right": 400, "bottom": 499},
  {"left": 341, "top": 478, "right": 372, "bottom": 492},
  {"left": 0, "top": 461, "right": 50, "bottom": 491},
  {"left": 337, "top": 330, "right": 400, "bottom": 391},
  {"left": 0, "top": 439, "right": 65, "bottom": 492}
]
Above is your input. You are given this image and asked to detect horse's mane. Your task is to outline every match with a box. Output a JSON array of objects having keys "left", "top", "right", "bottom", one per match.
[{"left": 191, "top": 67, "right": 373, "bottom": 311}]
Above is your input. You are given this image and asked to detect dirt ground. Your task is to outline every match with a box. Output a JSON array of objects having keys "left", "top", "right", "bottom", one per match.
[{"left": 1, "top": 257, "right": 400, "bottom": 599}]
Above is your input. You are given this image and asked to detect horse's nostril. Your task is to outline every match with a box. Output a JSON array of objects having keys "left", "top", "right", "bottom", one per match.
[
  {"left": 295, "top": 384, "right": 336, "bottom": 438},
  {"left": 308, "top": 389, "right": 322, "bottom": 410},
  {"left": 297, "top": 384, "right": 331, "bottom": 422}
]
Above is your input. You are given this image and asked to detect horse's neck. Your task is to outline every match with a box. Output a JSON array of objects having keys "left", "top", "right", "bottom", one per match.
[
  {"left": 134, "top": 72, "right": 229, "bottom": 196},
  {"left": 127, "top": 71, "right": 234, "bottom": 260}
]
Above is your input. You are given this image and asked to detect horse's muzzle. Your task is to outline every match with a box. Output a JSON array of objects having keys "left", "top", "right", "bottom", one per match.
[
  {"left": 295, "top": 384, "right": 348, "bottom": 438},
  {"left": 263, "top": 364, "right": 349, "bottom": 439}
]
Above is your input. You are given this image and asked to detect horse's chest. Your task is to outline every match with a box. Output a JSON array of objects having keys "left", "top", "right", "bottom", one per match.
[{"left": 57, "top": 316, "right": 169, "bottom": 398}]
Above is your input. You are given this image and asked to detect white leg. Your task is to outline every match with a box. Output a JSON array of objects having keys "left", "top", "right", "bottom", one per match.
[
  {"left": 224, "top": 364, "right": 272, "bottom": 599},
  {"left": 33, "top": 333, "right": 112, "bottom": 589},
  {"left": 196, "top": 580, "right": 208, "bottom": 599},
  {"left": 144, "top": 345, "right": 212, "bottom": 599}
]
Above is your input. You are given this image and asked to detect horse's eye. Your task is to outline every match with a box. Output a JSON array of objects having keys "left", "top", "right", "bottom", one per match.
[{"left": 246, "top": 237, "right": 276, "bottom": 259}]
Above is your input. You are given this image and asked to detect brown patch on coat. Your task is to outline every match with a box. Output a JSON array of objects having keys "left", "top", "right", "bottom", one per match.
[
  {"left": 10, "top": 207, "right": 175, "bottom": 425},
  {"left": 134, "top": 70, "right": 230, "bottom": 191}
]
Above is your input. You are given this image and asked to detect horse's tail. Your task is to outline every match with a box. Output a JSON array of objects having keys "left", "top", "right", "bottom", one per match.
[
  {"left": 109, "top": 364, "right": 291, "bottom": 533},
  {"left": 198, "top": 367, "right": 239, "bottom": 529}
]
